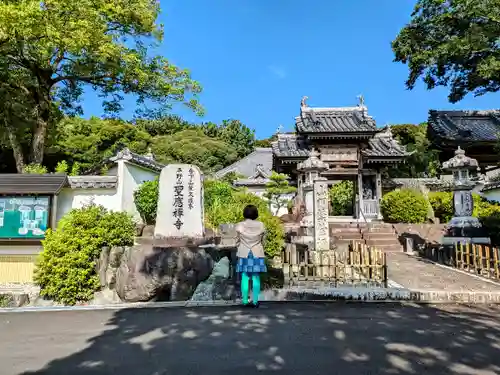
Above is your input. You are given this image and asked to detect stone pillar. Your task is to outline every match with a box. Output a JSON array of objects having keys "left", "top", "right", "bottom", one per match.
[
  {"left": 357, "top": 172, "right": 364, "bottom": 220},
  {"left": 375, "top": 171, "right": 383, "bottom": 220},
  {"left": 314, "top": 178, "right": 330, "bottom": 251}
]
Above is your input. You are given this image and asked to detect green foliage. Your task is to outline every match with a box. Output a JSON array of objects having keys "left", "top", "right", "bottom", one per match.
[
  {"left": 204, "top": 182, "right": 285, "bottom": 258},
  {"left": 0, "top": 0, "right": 202, "bottom": 165},
  {"left": 54, "top": 117, "right": 151, "bottom": 171},
  {"left": 200, "top": 119, "right": 256, "bottom": 159},
  {"left": 428, "top": 191, "right": 482, "bottom": 223},
  {"left": 329, "top": 181, "right": 354, "bottom": 215},
  {"left": 22, "top": 164, "right": 48, "bottom": 174},
  {"left": 54, "top": 160, "right": 69, "bottom": 174},
  {"left": 254, "top": 135, "right": 277, "bottom": 148},
  {"left": 34, "top": 205, "right": 135, "bottom": 305},
  {"left": 133, "top": 178, "right": 159, "bottom": 225},
  {"left": 392, "top": 0, "right": 500, "bottom": 103},
  {"left": 220, "top": 171, "right": 245, "bottom": 185},
  {"left": 381, "top": 189, "right": 429, "bottom": 223},
  {"left": 151, "top": 129, "right": 239, "bottom": 173},
  {"left": 264, "top": 172, "right": 296, "bottom": 216},
  {"left": 386, "top": 123, "right": 440, "bottom": 178}
]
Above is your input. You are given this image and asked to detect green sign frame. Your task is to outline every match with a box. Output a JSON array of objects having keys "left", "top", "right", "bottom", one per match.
[{"left": 0, "top": 196, "right": 51, "bottom": 239}]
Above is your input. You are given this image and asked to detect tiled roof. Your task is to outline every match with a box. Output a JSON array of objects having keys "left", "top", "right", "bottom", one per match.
[
  {"left": 482, "top": 181, "right": 500, "bottom": 192},
  {"left": 109, "top": 148, "right": 165, "bottom": 172},
  {"left": 296, "top": 106, "right": 377, "bottom": 133},
  {"left": 362, "top": 130, "right": 410, "bottom": 159},
  {"left": 84, "top": 148, "right": 165, "bottom": 175},
  {"left": 428, "top": 110, "right": 500, "bottom": 142},
  {"left": 67, "top": 176, "right": 118, "bottom": 189},
  {"left": 271, "top": 133, "right": 310, "bottom": 158},
  {"left": 214, "top": 148, "right": 273, "bottom": 178}
]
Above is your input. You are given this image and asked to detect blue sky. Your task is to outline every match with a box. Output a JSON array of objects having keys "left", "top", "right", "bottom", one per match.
[{"left": 84, "top": 0, "right": 500, "bottom": 139}]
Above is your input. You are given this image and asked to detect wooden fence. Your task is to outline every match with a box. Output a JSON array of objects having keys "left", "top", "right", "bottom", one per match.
[
  {"left": 420, "top": 243, "right": 500, "bottom": 281},
  {"left": 282, "top": 241, "right": 388, "bottom": 287}
]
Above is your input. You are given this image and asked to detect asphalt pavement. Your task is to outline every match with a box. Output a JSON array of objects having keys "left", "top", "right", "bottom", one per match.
[{"left": 1, "top": 302, "right": 500, "bottom": 375}]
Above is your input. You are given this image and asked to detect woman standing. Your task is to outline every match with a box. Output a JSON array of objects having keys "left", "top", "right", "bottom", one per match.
[{"left": 235, "top": 205, "right": 267, "bottom": 307}]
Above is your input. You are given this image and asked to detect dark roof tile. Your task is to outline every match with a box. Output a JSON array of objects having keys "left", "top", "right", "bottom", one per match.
[
  {"left": 428, "top": 110, "right": 500, "bottom": 142},
  {"left": 296, "top": 107, "right": 376, "bottom": 133},
  {"left": 271, "top": 134, "right": 310, "bottom": 158}
]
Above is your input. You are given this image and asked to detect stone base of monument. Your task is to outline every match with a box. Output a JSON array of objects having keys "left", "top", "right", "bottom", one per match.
[
  {"left": 441, "top": 216, "right": 491, "bottom": 245},
  {"left": 95, "top": 235, "right": 231, "bottom": 303}
]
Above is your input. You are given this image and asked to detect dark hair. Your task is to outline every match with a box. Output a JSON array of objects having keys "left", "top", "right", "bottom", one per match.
[{"left": 243, "top": 205, "right": 259, "bottom": 220}]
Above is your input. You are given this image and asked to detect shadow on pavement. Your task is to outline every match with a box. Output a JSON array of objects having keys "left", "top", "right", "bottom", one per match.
[{"left": 11, "top": 302, "right": 500, "bottom": 374}]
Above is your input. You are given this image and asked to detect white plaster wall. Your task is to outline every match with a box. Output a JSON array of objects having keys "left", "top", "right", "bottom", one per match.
[
  {"left": 56, "top": 187, "right": 119, "bottom": 223},
  {"left": 482, "top": 189, "right": 500, "bottom": 203},
  {"left": 121, "top": 162, "right": 159, "bottom": 222}
]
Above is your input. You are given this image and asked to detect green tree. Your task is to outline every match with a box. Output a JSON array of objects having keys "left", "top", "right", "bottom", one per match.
[
  {"left": 53, "top": 116, "right": 151, "bottom": 171},
  {"left": 0, "top": 0, "right": 202, "bottom": 166},
  {"left": 201, "top": 119, "right": 256, "bottom": 159},
  {"left": 392, "top": 0, "right": 500, "bottom": 103},
  {"left": 264, "top": 172, "right": 297, "bottom": 216},
  {"left": 136, "top": 115, "right": 194, "bottom": 137},
  {"left": 151, "top": 129, "right": 239, "bottom": 173},
  {"left": 387, "top": 123, "right": 440, "bottom": 178},
  {"left": 329, "top": 181, "right": 354, "bottom": 216}
]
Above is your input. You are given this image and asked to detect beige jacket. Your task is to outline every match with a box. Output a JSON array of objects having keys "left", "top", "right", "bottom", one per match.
[{"left": 235, "top": 219, "right": 266, "bottom": 258}]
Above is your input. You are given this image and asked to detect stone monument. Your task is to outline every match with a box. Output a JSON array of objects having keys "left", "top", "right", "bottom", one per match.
[
  {"left": 296, "top": 148, "right": 329, "bottom": 234},
  {"left": 313, "top": 178, "right": 330, "bottom": 251},
  {"left": 154, "top": 164, "right": 204, "bottom": 238},
  {"left": 441, "top": 147, "right": 490, "bottom": 245}
]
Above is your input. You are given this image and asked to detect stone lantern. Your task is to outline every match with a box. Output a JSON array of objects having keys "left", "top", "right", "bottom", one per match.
[
  {"left": 441, "top": 147, "right": 490, "bottom": 245},
  {"left": 297, "top": 148, "right": 329, "bottom": 218}
]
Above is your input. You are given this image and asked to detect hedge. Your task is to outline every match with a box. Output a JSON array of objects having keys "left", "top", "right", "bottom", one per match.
[
  {"left": 34, "top": 205, "right": 135, "bottom": 305},
  {"left": 381, "top": 189, "right": 429, "bottom": 223}
]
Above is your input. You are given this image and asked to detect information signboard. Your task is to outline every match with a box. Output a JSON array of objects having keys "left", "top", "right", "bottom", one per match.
[{"left": 0, "top": 196, "right": 50, "bottom": 239}]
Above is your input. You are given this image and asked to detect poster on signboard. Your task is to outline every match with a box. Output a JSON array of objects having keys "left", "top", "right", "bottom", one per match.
[{"left": 0, "top": 196, "right": 50, "bottom": 239}]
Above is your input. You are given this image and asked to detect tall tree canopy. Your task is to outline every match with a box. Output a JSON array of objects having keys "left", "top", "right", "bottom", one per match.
[
  {"left": 387, "top": 123, "right": 440, "bottom": 178},
  {"left": 392, "top": 0, "right": 500, "bottom": 103},
  {"left": 0, "top": 0, "right": 202, "bottom": 170},
  {"left": 150, "top": 129, "right": 239, "bottom": 172}
]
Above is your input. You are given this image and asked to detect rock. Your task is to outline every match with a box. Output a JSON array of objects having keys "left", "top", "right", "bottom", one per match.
[
  {"left": 91, "top": 288, "right": 122, "bottom": 305},
  {"left": 190, "top": 257, "right": 237, "bottom": 301},
  {"left": 115, "top": 243, "right": 214, "bottom": 302},
  {"left": 0, "top": 293, "right": 30, "bottom": 307},
  {"left": 142, "top": 225, "right": 155, "bottom": 238}
]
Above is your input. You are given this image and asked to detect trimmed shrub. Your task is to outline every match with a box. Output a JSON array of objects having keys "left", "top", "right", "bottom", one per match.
[
  {"left": 34, "top": 205, "right": 135, "bottom": 305},
  {"left": 381, "top": 189, "right": 428, "bottom": 223},
  {"left": 134, "top": 178, "right": 159, "bottom": 225}
]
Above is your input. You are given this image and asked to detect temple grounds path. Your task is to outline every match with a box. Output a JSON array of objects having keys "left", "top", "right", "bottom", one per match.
[
  {"left": 2, "top": 303, "right": 500, "bottom": 375},
  {"left": 387, "top": 252, "right": 500, "bottom": 291}
]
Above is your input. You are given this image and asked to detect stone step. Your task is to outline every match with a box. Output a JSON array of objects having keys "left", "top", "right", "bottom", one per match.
[
  {"left": 332, "top": 233, "right": 363, "bottom": 240},
  {"left": 362, "top": 227, "right": 395, "bottom": 234},
  {"left": 363, "top": 232, "right": 398, "bottom": 239},
  {"left": 365, "top": 238, "right": 401, "bottom": 247},
  {"left": 329, "top": 227, "right": 360, "bottom": 234},
  {"left": 329, "top": 223, "right": 360, "bottom": 229}
]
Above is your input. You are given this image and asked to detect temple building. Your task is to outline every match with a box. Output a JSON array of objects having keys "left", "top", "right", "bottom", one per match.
[
  {"left": 217, "top": 96, "right": 412, "bottom": 220},
  {"left": 427, "top": 110, "right": 500, "bottom": 169}
]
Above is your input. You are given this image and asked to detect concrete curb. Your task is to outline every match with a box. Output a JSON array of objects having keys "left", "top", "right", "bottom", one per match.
[{"left": 3, "top": 287, "right": 500, "bottom": 313}]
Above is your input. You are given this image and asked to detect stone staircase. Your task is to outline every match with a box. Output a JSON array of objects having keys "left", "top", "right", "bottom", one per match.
[{"left": 329, "top": 222, "right": 403, "bottom": 252}]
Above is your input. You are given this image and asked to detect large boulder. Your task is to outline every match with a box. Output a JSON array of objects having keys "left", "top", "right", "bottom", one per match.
[{"left": 114, "top": 242, "right": 214, "bottom": 302}]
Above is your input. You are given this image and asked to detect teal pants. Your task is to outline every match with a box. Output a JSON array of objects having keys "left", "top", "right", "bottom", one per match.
[{"left": 241, "top": 272, "right": 261, "bottom": 305}]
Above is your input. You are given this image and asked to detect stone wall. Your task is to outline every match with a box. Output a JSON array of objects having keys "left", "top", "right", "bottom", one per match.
[{"left": 393, "top": 223, "right": 447, "bottom": 249}]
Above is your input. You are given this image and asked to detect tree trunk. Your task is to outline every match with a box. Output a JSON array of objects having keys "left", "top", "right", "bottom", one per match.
[
  {"left": 3, "top": 119, "right": 25, "bottom": 173},
  {"left": 29, "top": 91, "right": 51, "bottom": 165},
  {"left": 30, "top": 116, "right": 47, "bottom": 164}
]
